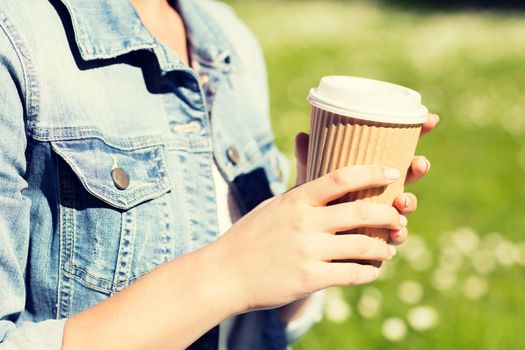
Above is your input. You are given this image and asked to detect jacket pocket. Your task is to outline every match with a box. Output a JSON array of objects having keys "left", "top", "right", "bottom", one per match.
[
  {"left": 51, "top": 138, "right": 171, "bottom": 210},
  {"left": 52, "top": 136, "right": 172, "bottom": 294}
]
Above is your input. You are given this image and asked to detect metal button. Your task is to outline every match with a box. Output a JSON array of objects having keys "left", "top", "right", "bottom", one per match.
[
  {"left": 226, "top": 146, "right": 240, "bottom": 165},
  {"left": 111, "top": 168, "right": 130, "bottom": 190},
  {"left": 217, "top": 50, "right": 231, "bottom": 65}
]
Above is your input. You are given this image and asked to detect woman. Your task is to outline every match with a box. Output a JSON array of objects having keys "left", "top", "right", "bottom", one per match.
[{"left": 0, "top": 0, "right": 438, "bottom": 349}]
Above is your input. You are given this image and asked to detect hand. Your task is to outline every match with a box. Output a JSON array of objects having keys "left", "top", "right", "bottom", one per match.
[
  {"left": 294, "top": 113, "right": 440, "bottom": 245},
  {"left": 216, "top": 165, "right": 404, "bottom": 311}
]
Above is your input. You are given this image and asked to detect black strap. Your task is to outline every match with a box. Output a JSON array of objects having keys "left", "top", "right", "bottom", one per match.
[
  {"left": 187, "top": 326, "right": 219, "bottom": 350},
  {"left": 232, "top": 167, "right": 274, "bottom": 214}
]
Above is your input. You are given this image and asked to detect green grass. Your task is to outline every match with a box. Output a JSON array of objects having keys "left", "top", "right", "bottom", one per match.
[{"left": 226, "top": 1, "right": 525, "bottom": 349}]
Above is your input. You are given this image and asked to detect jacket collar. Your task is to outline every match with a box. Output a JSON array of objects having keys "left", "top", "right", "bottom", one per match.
[{"left": 58, "top": 0, "right": 236, "bottom": 71}]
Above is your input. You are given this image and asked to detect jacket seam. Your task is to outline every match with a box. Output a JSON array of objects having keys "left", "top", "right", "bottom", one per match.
[
  {"left": 0, "top": 9, "right": 39, "bottom": 120},
  {"left": 56, "top": 155, "right": 75, "bottom": 318}
]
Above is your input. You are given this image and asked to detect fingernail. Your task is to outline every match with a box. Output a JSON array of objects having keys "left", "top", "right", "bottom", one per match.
[
  {"left": 399, "top": 215, "right": 408, "bottom": 227},
  {"left": 388, "top": 245, "right": 397, "bottom": 258},
  {"left": 425, "top": 159, "right": 431, "bottom": 173},
  {"left": 392, "top": 232, "right": 402, "bottom": 241},
  {"left": 384, "top": 168, "right": 400, "bottom": 181},
  {"left": 433, "top": 114, "right": 440, "bottom": 123},
  {"left": 402, "top": 195, "right": 410, "bottom": 209}
]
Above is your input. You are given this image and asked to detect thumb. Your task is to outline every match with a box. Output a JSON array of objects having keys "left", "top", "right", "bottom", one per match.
[{"left": 295, "top": 132, "right": 309, "bottom": 186}]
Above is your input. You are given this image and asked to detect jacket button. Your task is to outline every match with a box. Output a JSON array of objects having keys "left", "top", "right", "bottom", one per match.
[
  {"left": 111, "top": 168, "right": 130, "bottom": 190},
  {"left": 226, "top": 146, "right": 240, "bottom": 165}
]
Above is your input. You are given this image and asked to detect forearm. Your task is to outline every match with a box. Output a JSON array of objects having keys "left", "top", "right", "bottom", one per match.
[{"left": 62, "top": 242, "right": 244, "bottom": 350}]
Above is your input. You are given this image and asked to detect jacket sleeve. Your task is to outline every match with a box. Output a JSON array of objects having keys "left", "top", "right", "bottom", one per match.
[{"left": 0, "top": 14, "right": 67, "bottom": 350}]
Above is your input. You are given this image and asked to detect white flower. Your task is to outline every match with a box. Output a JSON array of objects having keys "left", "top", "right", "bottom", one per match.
[
  {"left": 462, "top": 275, "right": 489, "bottom": 300},
  {"left": 357, "top": 287, "right": 382, "bottom": 319},
  {"left": 517, "top": 241, "right": 525, "bottom": 267},
  {"left": 438, "top": 247, "right": 464, "bottom": 272},
  {"left": 382, "top": 317, "right": 407, "bottom": 342},
  {"left": 451, "top": 227, "right": 480, "bottom": 256},
  {"left": 494, "top": 240, "right": 520, "bottom": 267},
  {"left": 471, "top": 249, "right": 497, "bottom": 275},
  {"left": 407, "top": 306, "right": 439, "bottom": 331},
  {"left": 482, "top": 232, "right": 504, "bottom": 248},
  {"left": 431, "top": 269, "right": 457, "bottom": 291},
  {"left": 412, "top": 252, "right": 434, "bottom": 272},
  {"left": 399, "top": 234, "right": 433, "bottom": 271},
  {"left": 324, "top": 287, "right": 351, "bottom": 323},
  {"left": 398, "top": 280, "right": 424, "bottom": 305}
]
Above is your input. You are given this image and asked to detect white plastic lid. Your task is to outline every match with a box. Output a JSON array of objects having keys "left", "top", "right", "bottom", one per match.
[{"left": 307, "top": 76, "right": 428, "bottom": 124}]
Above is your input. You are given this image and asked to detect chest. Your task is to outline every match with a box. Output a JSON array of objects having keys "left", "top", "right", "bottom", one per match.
[{"left": 24, "top": 41, "right": 288, "bottom": 317}]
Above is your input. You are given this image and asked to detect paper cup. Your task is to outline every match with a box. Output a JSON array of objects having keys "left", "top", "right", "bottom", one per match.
[{"left": 306, "top": 76, "right": 428, "bottom": 266}]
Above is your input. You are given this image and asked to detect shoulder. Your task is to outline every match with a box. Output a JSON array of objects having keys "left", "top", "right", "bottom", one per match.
[
  {"left": 0, "top": 0, "right": 62, "bottom": 67},
  {"left": 0, "top": 0, "right": 54, "bottom": 35},
  {"left": 195, "top": 0, "right": 253, "bottom": 37},
  {"left": 192, "top": 0, "right": 264, "bottom": 63},
  {"left": 0, "top": 1, "right": 27, "bottom": 56},
  {"left": 0, "top": 3, "right": 28, "bottom": 103},
  {"left": 0, "top": 0, "right": 55, "bottom": 118}
]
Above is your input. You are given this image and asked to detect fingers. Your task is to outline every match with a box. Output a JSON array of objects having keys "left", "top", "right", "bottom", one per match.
[
  {"left": 391, "top": 193, "right": 415, "bottom": 244},
  {"left": 318, "top": 233, "right": 395, "bottom": 261},
  {"left": 318, "top": 261, "right": 380, "bottom": 287},
  {"left": 421, "top": 113, "right": 439, "bottom": 137},
  {"left": 389, "top": 226, "right": 408, "bottom": 245},
  {"left": 297, "top": 166, "right": 400, "bottom": 206},
  {"left": 394, "top": 192, "right": 418, "bottom": 216},
  {"left": 405, "top": 156, "right": 430, "bottom": 185},
  {"left": 315, "top": 200, "right": 404, "bottom": 232},
  {"left": 295, "top": 132, "right": 310, "bottom": 186},
  {"left": 405, "top": 112, "right": 436, "bottom": 186}
]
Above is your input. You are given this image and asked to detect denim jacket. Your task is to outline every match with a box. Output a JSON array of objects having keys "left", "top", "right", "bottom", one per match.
[{"left": 0, "top": 0, "right": 291, "bottom": 348}]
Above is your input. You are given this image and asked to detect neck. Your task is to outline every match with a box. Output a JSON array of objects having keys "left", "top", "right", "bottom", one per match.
[
  {"left": 129, "top": 0, "right": 190, "bottom": 66},
  {"left": 129, "top": 0, "right": 169, "bottom": 13}
]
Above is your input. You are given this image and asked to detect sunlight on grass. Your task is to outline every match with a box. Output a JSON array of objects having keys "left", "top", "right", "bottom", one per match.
[{"left": 226, "top": 1, "right": 525, "bottom": 349}]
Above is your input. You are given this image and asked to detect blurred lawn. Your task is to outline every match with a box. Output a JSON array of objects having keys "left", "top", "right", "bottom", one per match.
[{"left": 226, "top": 1, "right": 525, "bottom": 349}]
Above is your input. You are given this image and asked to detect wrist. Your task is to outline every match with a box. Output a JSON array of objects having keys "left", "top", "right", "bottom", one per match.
[
  {"left": 196, "top": 238, "right": 250, "bottom": 317},
  {"left": 63, "top": 242, "right": 247, "bottom": 350}
]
